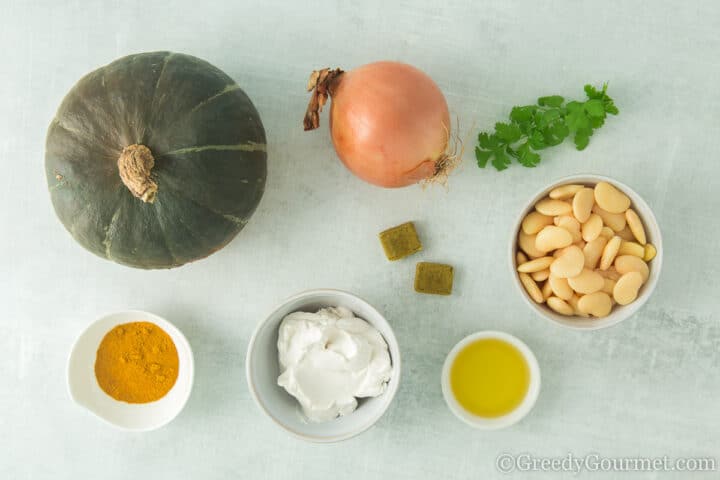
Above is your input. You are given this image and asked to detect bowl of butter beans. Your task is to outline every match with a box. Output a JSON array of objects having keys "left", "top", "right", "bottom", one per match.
[{"left": 510, "top": 175, "right": 662, "bottom": 330}]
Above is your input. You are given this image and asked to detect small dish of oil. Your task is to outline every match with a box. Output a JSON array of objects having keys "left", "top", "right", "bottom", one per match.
[{"left": 441, "top": 331, "right": 540, "bottom": 429}]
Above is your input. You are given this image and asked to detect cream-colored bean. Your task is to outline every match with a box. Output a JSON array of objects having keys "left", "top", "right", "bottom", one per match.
[
  {"left": 616, "top": 226, "right": 635, "bottom": 241},
  {"left": 522, "top": 211, "right": 554, "bottom": 235},
  {"left": 602, "top": 277, "right": 616, "bottom": 295},
  {"left": 532, "top": 269, "right": 550, "bottom": 282},
  {"left": 593, "top": 204, "right": 627, "bottom": 232},
  {"left": 643, "top": 243, "right": 657, "bottom": 262},
  {"left": 594, "top": 181, "right": 631, "bottom": 213},
  {"left": 599, "top": 226, "right": 614, "bottom": 239},
  {"left": 618, "top": 241, "right": 644, "bottom": 258},
  {"left": 518, "top": 231, "right": 545, "bottom": 258},
  {"left": 568, "top": 268, "right": 605, "bottom": 294},
  {"left": 625, "top": 209, "right": 647, "bottom": 245},
  {"left": 577, "top": 291, "right": 613, "bottom": 317},
  {"left": 599, "top": 236, "right": 622, "bottom": 270},
  {"left": 517, "top": 256, "right": 554, "bottom": 273},
  {"left": 519, "top": 273, "right": 544, "bottom": 303},
  {"left": 613, "top": 271, "right": 643, "bottom": 305},
  {"left": 615, "top": 255, "right": 649, "bottom": 283},
  {"left": 597, "top": 266, "right": 621, "bottom": 281},
  {"left": 581, "top": 213, "right": 603, "bottom": 242},
  {"left": 547, "top": 296, "right": 574, "bottom": 315},
  {"left": 549, "top": 245, "right": 584, "bottom": 278},
  {"left": 536, "top": 226, "right": 573, "bottom": 252},
  {"left": 535, "top": 199, "right": 572, "bottom": 216},
  {"left": 549, "top": 184, "right": 583, "bottom": 200},
  {"left": 541, "top": 280, "right": 553, "bottom": 300},
  {"left": 549, "top": 274, "right": 574, "bottom": 300},
  {"left": 516, "top": 251, "right": 528, "bottom": 265},
  {"left": 568, "top": 295, "right": 589, "bottom": 317},
  {"left": 583, "top": 236, "right": 608, "bottom": 269},
  {"left": 572, "top": 187, "right": 595, "bottom": 223},
  {"left": 555, "top": 215, "right": 582, "bottom": 243}
]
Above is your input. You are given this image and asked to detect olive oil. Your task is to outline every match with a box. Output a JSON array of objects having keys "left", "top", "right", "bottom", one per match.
[{"left": 449, "top": 338, "right": 530, "bottom": 418}]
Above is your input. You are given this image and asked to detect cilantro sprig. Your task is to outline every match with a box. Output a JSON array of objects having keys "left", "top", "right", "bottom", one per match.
[{"left": 475, "top": 84, "right": 619, "bottom": 171}]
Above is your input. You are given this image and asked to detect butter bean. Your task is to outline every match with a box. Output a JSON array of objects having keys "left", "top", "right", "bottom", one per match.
[
  {"left": 522, "top": 211, "right": 554, "bottom": 234},
  {"left": 625, "top": 209, "right": 647, "bottom": 245},
  {"left": 518, "top": 231, "right": 545, "bottom": 258},
  {"left": 519, "top": 273, "right": 544, "bottom": 303},
  {"left": 616, "top": 226, "right": 636, "bottom": 241},
  {"left": 535, "top": 199, "right": 572, "bottom": 216},
  {"left": 532, "top": 269, "right": 550, "bottom": 281},
  {"left": 568, "top": 295, "right": 589, "bottom": 317},
  {"left": 572, "top": 187, "right": 595, "bottom": 223},
  {"left": 555, "top": 215, "right": 582, "bottom": 243},
  {"left": 577, "top": 292, "right": 613, "bottom": 317},
  {"left": 618, "top": 241, "right": 644, "bottom": 258},
  {"left": 594, "top": 181, "right": 631, "bottom": 213},
  {"left": 547, "top": 296, "right": 574, "bottom": 315},
  {"left": 613, "top": 271, "right": 643, "bottom": 305},
  {"left": 599, "top": 236, "right": 622, "bottom": 270},
  {"left": 550, "top": 245, "right": 584, "bottom": 278},
  {"left": 541, "top": 280, "right": 553, "bottom": 300},
  {"left": 583, "top": 236, "right": 608, "bottom": 269},
  {"left": 549, "top": 184, "right": 584, "bottom": 200},
  {"left": 599, "top": 226, "right": 614, "bottom": 239},
  {"left": 518, "top": 256, "right": 554, "bottom": 273},
  {"left": 597, "top": 266, "right": 621, "bottom": 281},
  {"left": 568, "top": 268, "right": 605, "bottom": 294},
  {"left": 516, "top": 251, "right": 528, "bottom": 265},
  {"left": 581, "top": 213, "right": 603, "bottom": 242},
  {"left": 615, "top": 255, "right": 649, "bottom": 283},
  {"left": 593, "top": 204, "right": 627, "bottom": 232},
  {"left": 536, "top": 226, "right": 573, "bottom": 252},
  {"left": 643, "top": 243, "right": 657, "bottom": 262},
  {"left": 549, "top": 274, "right": 574, "bottom": 300},
  {"left": 602, "top": 277, "right": 616, "bottom": 295}
]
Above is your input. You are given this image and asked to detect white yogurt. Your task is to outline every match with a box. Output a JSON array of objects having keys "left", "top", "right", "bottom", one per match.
[{"left": 277, "top": 306, "right": 392, "bottom": 422}]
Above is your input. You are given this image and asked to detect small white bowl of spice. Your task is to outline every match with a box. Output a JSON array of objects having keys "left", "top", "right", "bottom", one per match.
[
  {"left": 246, "top": 289, "right": 401, "bottom": 442},
  {"left": 67, "top": 310, "right": 194, "bottom": 431},
  {"left": 510, "top": 175, "right": 662, "bottom": 330}
]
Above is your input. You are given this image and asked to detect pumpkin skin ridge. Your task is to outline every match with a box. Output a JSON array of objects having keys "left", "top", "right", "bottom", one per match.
[
  {"left": 147, "top": 81, "right": 266, "bottom": 156},
  {"left": 46, "top": 52, "right": 267, "bottom": 269},
  {"left": 154, "top": 158, "right": 262, "bottom": 226},
  {"left": 103, "top": 194, "right": 176, "bottom": 268},
  {"left": 154, "top": 147, "right": 266, "bottom": 220}
]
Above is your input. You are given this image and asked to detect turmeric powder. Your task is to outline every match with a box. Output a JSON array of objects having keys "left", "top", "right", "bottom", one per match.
[{"left": 94, "top": 322, "right": 179, "bottom": 403}]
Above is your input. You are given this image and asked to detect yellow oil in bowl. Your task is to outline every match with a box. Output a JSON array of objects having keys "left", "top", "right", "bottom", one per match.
[{"left": 449, "top": 338, "right": 530, "bottom": 418}]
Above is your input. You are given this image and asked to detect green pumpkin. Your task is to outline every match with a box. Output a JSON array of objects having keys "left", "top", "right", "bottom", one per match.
[{"left": 45, "top": 52, "right": 267, "bottom": 268}]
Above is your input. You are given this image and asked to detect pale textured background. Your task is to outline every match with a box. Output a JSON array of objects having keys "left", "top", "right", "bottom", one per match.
[{"left": 1, "top": 1, "right": 719, "bottom": 478}]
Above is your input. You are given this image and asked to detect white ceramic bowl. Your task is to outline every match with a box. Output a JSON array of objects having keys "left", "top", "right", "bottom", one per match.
[
  {"left": 441, "top": 331, "right": 541, "bottom": 429},
  {"left": 67, "top": 310, "right": 194, "bottom": 431},
  {"left": 246, "top": 289, "right": 401, "bottom": 443},
  {"left": 510, "top": 174, "right": 663, "bottom": 330}
]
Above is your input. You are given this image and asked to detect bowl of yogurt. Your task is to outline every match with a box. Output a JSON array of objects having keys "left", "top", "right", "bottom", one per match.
[{"left": 246, "top": 289, "right": 401, "bottom": 442}]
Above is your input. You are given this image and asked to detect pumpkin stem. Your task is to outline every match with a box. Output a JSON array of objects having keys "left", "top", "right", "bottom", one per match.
[
  {"left": 118, "top": 144, "right": 158, "bottom": 203},
  {"left": 303, "top": 68, "right": 344, "bottom": 131}
]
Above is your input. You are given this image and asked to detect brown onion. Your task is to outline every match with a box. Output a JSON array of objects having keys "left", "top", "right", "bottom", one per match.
[{"left": 304, "top": 62, "right": 454, "bottom": 188}]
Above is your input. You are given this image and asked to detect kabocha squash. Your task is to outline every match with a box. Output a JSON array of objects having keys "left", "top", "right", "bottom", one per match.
[{"left": 45, "top": 52, "right": 267, "bottom": 268}]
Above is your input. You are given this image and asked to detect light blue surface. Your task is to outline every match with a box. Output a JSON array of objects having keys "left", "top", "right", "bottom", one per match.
[{"left": 1, "top": 1, "right": 719, "bottom": 478}]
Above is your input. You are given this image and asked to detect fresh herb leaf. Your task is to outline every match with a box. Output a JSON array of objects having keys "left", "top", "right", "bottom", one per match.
[
  {"left": 491, "top": 148, "right": 511, "bottom": 171},
  {"left": 477, "top": 132, "right": 500, "bottom": 149},
  {"left": 538, "top": 95, "right": 564, "bottom": 107},
  {"left": 474, "top": 84, "right": 618, "bottom": 171},
  {"left": 475, "top": 147, "right": 492, "bottom": 168},
  {"left": 495, "top": 122, "right": 522, "bottom": 143}
]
